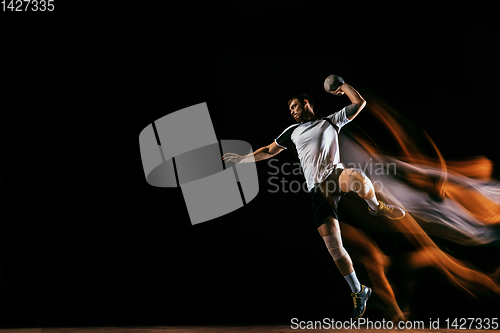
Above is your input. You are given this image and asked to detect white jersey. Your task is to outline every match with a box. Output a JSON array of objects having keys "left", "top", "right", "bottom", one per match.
[{"left": 275, "top": 107, "right": 351, "bottom": 191}]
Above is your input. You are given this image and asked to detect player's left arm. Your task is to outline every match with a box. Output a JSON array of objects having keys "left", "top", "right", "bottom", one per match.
[{"left": 332, "top": 83, "right": 366, "bottom": 121}]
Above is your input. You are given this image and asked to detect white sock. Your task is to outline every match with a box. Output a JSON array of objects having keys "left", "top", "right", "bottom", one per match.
[
  {"left": 365, "top": 196, "right": 379, "bottom": 211},
  {"left": 344, "top": 271, "right": 362, "bottom": 293}
]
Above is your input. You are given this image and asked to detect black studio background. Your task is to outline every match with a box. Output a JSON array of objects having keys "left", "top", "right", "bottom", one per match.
[{"left": 0, "top": 0, "right": 499, "bottom": 328}]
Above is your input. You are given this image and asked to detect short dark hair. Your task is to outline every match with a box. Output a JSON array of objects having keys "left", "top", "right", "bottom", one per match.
[{"left": 288, "top": 93, "right": 314, "bottom": 109}]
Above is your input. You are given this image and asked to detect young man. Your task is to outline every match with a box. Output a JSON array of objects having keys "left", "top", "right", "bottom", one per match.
[{"left": 223, "top": 81, "right": 405, "bottom": 319}]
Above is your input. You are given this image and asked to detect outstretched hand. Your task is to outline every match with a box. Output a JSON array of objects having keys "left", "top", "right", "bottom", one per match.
[{"left": 222, "top": 153, "right": 243, "bottom": 164}]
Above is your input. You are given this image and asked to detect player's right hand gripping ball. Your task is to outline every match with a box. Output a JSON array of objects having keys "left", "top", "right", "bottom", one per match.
[{"left": 324, "top": 74, "right": 344, "bottom": 93}]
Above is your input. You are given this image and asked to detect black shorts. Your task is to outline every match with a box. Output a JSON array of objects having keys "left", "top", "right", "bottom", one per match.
[{"left": 310, "top": 167, "right": 346, "bottom": 228}]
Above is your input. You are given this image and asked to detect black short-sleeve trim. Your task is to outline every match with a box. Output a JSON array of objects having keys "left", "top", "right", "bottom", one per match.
[{"left": 275, "top": 124, "right": 300, "bottom": 149}]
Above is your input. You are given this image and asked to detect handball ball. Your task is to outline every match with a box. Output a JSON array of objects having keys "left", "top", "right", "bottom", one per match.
[{"left": 324, "top": 75, "right": 344, "bottom": 93}]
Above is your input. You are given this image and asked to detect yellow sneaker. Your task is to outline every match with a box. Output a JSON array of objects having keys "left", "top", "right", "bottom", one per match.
[
  {"left": 368, "top": 200, "right": 405, "bottom": 220},
  {"left": 351, "top": 284, "right": 372, "bottom": 319}
]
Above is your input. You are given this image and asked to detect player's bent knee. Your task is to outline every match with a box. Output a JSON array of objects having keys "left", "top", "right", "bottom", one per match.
[{"left": 348, "top": 168, "right": 374, "bottom": 198}]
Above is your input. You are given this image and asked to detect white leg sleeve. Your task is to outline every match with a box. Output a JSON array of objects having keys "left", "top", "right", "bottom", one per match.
[{"left": 323, "top": 233, "right": 348, "bottom": 261}]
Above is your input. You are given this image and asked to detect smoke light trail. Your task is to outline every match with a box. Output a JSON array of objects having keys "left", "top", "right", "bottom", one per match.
[{"left": 336, "top": 92, "right": 500, "bottom": 320}]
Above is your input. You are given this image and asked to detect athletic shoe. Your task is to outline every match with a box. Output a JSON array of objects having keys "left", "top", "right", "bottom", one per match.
[
  {"left": 351, "top": 284, "right": 372, "bottom": 319},
  {"left": 368, "top": 200, "right": 405, "bottom": 220}
]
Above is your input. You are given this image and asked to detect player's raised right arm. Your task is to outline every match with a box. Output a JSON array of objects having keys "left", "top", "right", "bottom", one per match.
[
  {"left": 331, "top": 83, "right": 366, "bottom": 121},
  {"left": 223, "top": 141, "right": 284, "bottom": 164}
]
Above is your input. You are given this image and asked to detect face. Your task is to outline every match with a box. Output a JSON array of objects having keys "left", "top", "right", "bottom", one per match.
[{"left": 289, "top": 99, "right": 306, "bottom": 122}]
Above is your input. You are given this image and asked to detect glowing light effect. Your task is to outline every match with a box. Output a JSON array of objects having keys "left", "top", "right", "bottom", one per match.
[{"left": 337, "top": 92, "right": 500, "bottom": 321}]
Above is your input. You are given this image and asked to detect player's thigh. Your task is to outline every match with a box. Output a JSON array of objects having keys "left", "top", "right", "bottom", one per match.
[{"left": 317, "top": 215, "right": 341, "bottom": 237}]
